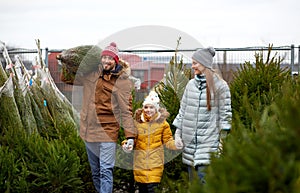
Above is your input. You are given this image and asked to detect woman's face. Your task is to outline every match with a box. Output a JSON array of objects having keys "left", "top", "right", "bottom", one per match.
[
  {"left": 192, "top": 59, "right": 205, "bottom": 75},
  {"left": 143, "top": 104, "right": 157, "bottom": 117}
]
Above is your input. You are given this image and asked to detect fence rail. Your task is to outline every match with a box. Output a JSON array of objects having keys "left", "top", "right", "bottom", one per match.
[
  {"left": 1, "top": 45, "right": 299, "bottom": 71},
  {"left": 1, "top": 45, "right": 299, "bottom": 102}
]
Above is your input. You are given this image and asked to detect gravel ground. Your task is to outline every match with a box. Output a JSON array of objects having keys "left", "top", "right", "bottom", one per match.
[{"left": 113, "top": 181, "right": 138, "bottom": 193}]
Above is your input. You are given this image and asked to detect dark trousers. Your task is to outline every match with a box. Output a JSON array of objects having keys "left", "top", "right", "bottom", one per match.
[
  {"left": 137, "top": 182, "right": 159, "bottom": 193},
  {"left": 187, "top": 165, "right": 207, "bottom": 184}
]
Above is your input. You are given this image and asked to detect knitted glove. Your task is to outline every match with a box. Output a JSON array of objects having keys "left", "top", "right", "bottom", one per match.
[
  {"left": 126, "top": 139, "right": 134, "bottom": 150},
  {"left": 121, "top": 139, "right": 134, "bottom": 153},
  {"left": 175, "top": 129, "right": 183, "bottom": 149},
  {"left": 219, "top": 129, "right": 230, "bottom": 151},
  {"left": 220, "top": 129, "right": 230, "bottom": 140}
]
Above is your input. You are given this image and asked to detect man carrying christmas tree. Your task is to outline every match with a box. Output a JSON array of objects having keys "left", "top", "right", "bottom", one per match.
[{"left": 61, "top": 42, "right": 136, "bottom": 193}]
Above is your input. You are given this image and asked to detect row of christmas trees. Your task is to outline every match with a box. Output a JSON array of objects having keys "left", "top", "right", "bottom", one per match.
[{"left": 0, "top": 40, "right": 78, "bottom": 138}]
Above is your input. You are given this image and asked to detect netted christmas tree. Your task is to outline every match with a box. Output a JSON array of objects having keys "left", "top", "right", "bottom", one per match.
[
  {"left": 56, "top": 45, "right": 102, "bottom": 84},
  {"left": 0, "top": 40, "right": 87, "bottom": 192},
  {"left": 0, "top": 40, "right": 79, "bottom": 139},
  {"left": 0, "top": 60, "right": 24, "bottom": 135}
]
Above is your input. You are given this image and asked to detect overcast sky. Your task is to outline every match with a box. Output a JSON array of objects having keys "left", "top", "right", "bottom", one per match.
[{"left": 1, "top": 0, "right": 299, "bottom": 50}]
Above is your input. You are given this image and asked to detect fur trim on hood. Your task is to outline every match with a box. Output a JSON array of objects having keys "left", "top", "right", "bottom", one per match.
[
  {"left": 134, "top": 108, "right": 170, "bottom": 124},
  {"left": 119, "top": 59, "right": 131, "bottom": 75},
  {"left": 114, "top": 58, "right": 131, "bottom": 78}
]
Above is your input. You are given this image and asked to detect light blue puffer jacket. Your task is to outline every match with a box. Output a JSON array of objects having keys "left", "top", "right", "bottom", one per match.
[{"left": 173, "top": 74, "right": 232, "bottom": 166}]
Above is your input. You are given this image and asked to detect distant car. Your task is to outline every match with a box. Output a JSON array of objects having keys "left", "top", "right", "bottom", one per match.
[{"left": 140, "top": 80, "right": 159, "bottom": 90}]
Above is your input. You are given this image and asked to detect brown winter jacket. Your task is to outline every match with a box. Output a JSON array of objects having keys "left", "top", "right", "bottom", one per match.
[
  {"left": 133, "top": 108, "right": 177, "bottom": 183},
  {"left": 63, "top": 62, "right": 136, "bottom": 142}
]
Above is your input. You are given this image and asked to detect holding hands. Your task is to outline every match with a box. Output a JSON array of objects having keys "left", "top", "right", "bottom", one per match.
[{"left": 175, "top": 129, "right": 184, "bottom": 149}]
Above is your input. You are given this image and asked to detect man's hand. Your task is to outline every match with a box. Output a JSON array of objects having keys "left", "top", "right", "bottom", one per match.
[
  {"left": 122, "top": 139, "right": 134, "bottom": 153},
  {"left": 126, "top": 139, "right": 134, "bottom": 150}
]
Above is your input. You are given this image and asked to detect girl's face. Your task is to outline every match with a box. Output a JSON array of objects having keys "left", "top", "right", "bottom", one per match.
[
  {"left": 143, "top": 104, "right": 157, "bottom": 117},
  {"left": 192, "top": 59, "right": 206, "bottom": 75}
]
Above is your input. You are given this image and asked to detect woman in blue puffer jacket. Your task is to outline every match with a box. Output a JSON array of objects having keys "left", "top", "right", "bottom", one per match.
[{"left": 173, "top": 47, "right": 232, "bottom": 183}]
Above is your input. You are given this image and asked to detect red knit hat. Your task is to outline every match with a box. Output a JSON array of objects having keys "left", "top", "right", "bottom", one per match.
[{"left": 101, "top": 42, "right": 119, "bottom": 64}]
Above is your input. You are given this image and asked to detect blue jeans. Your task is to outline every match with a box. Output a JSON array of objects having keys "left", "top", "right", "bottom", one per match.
[
  {"left": 85, "top": 142, "right": 116, "bottom": 193},
  {"left": 187, "top": 165, "right": 206, "bottom": 184}
]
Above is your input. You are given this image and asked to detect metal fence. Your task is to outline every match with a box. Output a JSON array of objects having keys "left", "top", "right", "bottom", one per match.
[{"left": 1, "top": 45, "right": 299, "bottom": 102}]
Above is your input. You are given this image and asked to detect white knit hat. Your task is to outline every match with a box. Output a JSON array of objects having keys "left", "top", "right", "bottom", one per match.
[{"left": 142, "top": 91, "right": 160, "bottom": 110}]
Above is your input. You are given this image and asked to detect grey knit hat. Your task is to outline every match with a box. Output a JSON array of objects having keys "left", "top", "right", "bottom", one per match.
[{"left": 192, "top": 47, "right": 216, "bottom": 69}]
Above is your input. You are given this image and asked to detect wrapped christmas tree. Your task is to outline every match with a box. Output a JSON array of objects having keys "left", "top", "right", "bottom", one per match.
[
  {"left": 0, "top": 61, "right": 23, "bottom": 133},
  {"left": 34, "top": 40, "right": 78, "bottom": 133},
  {"left": 56, "top": 45, "right": 102, "bottom": 84},
  {"left": 12, "top": 57, "right": 38, "bottom": 134}
]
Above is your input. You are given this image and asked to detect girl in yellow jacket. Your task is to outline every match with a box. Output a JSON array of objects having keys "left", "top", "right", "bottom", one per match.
[{"left": 122, "top": 91, "right": 181, "bottom": 193}]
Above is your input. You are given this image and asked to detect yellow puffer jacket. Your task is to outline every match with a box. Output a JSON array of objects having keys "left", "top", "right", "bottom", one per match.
[{"left": 133, "top": 108, "right": 177, "bottom": 183}]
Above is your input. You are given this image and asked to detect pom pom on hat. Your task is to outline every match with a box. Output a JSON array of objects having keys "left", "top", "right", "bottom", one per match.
[
  {"left": 143, "top": 91, "right": 160, "bottom": 110},
  {"left": 192, "top": 47, "right": 215, "bottom": 69},
  {"left": 101, "top": 42, "right": 119, "bottom": 63}
]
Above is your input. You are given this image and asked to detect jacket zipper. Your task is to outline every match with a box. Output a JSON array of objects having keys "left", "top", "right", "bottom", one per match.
[{"left": 146, "top": 123, "right": 151, "bottom": 182}]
